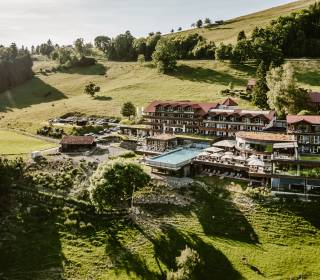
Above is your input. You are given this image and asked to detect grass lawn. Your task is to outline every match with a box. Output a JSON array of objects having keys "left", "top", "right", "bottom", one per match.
[
  {"left": 0, "top": 130, "right": 57, "bottom": 156},
  {"left": 170, "top": 0, "right": 314, "bottom": 44},
  {"left": 0, "top": 59, "right": 256, "bottom": 133},
  {"left": 1, "top": 58, "right": 319, "bottom": 134},
  {"left": 2, "top": 177, "right": 320, "bottom": 279},
  {"left": 300, "top": 154, "right": 320, "bottom": 162}
]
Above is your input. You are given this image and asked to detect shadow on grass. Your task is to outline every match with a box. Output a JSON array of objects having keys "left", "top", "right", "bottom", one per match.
[
  {"left": 169, "top": 64, "right": 247, "bottom": 86},
  {"left": 139, "top": 180, "right": 259, "bottom": 245},
  {"left": 59, "top": 63, "right": 107, "bottom": 76},
  {"left": 0, "top": 203, "right": 64, "bottom": 280},
  {"left": 105, "top": 222, "right": 161, "bottom": 280},
  {"left": 270, "top": 199, "right": 320, "bottom": 230},
  {"left": 229, "top": 62, "right": 257, "bottom": 76},
  {"left": 143, "top": 62, "right": 156, "bottom": 69},
  {"left": 0, "top": 76, "right": 67, "bottom": 112},
  {"left": 94, "top": 95, "right": 113, "bottom": 101},
  {"left": 295, "top": 70, "right": 320, "bottom": 87},
  {"left": 137, "top": 223, "right": 243, "bottom": 279},
  {"left": 193, "top": 181, "right": 259, "bottom": 244}
]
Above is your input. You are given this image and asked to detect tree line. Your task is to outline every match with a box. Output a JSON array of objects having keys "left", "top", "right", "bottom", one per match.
[
  {"left": 31, "top": 38, "right": 95, "bottom": 68},
  {"left": 94, "top": 31, "right": 216, "bottom": 62},
  {"left": 251, "top": 61, "right": 314, "bottom": 117},
  {"left": 0, "top": 44, "right": 33, "bottom": 93},
  {"left": 216, "top": 2, "right": 320, "bottom": 67}
]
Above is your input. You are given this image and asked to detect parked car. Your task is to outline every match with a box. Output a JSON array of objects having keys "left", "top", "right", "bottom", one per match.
[{"left": 96, "top": 119, "right": 109, "bottom": 125}]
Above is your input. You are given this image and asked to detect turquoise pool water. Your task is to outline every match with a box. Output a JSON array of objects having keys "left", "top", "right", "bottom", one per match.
[{"left": 147, "top": 148, "right": 203, "bottom": 170}]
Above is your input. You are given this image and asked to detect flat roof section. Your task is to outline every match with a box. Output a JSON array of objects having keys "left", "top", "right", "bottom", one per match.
[
  {"left": 212, "top": 140, "right": 236, "bottom": 148},
  {"left": 236, "top": 132, "right": 294, "bottom": 143},
  {"left": 147, "top": 134, "right": 177, "bottom": 141}
]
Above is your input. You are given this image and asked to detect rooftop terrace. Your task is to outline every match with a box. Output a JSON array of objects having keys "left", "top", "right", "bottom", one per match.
[{"left": 236, "top": 132, "right": 294, "bottom": 143}]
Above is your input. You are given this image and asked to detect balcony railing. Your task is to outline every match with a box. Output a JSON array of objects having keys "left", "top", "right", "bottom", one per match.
[
  {"left": 204, "top": 120, "right": 266, "bottom": 126},
  {"left": 271, "top": 155, "right": 297, "bottom": 161}
]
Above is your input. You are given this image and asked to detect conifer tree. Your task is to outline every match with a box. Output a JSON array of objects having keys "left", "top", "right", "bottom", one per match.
[{"left": 252, "top": 61, "right": 269, "bottom": 109}]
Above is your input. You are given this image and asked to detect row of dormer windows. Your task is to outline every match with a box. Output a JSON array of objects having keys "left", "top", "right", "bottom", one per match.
[
  {"left": 156, "top": 106, "right": 194, "bottom": 112},
  {"left": 206, "top": 116, "right": 265, "bottom": 123}
]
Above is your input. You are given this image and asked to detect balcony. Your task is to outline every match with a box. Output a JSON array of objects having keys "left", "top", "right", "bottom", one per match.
[
  {"left": 204, "top": 120, "right": 266, "bottom": 126},
  {"left": 272, "top": 154, "right": 297, "bottom": 161}
]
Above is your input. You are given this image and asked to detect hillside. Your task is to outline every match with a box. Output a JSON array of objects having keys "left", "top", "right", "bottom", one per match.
[
  {"left": 172, "top": 0, "right": 315, "bottom": 44},
  {"left": 0, "top": 58, "right": 319, "bottom": 133},
  {"left": 2, "top": 177, "right": 320, "bottom": 279}
]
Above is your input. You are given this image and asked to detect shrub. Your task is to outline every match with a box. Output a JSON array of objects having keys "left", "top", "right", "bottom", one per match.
[
  {"left": 64, "top": 218, "right": 78, "bottom": 227},
  {"left": 168, "top": 246, "right": 200, "bottom": 280},
  {"left": 79, "top": 221, "right": 87, "bottom": 230},
  {"left": 245, "top": 187, "right": 271, "bottom": 201},
  {"left": 90, "top": 160, "right": 151, "bottom": 209},
  {"left": 120, "top": 152, "right": 136, "bottom": 158}
]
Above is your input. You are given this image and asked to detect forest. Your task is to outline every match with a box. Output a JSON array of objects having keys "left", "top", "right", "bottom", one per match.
[{"left": 0, "top": 45, "right": 33, "bottom": 92}]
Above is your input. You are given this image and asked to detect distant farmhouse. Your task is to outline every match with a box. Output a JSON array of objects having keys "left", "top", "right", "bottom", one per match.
[{"left": 60, "top": 136, "right": 96, "bottom": 152}]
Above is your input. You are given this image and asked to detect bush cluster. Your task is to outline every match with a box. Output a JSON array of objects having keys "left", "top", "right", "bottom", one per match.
[{"left": 37, "top": 126, "right": 64, "bottom": 138}]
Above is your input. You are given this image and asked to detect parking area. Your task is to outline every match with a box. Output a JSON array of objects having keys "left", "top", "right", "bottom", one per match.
[{"left": 45, "top": 144, "right": 129, "bottom": 163}]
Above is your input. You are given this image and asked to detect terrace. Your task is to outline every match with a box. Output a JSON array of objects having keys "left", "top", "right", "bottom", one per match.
[
  {"left": 195, "top": 149, "right": 272, "bottom": 175},
  {"left": 272, "top": 178, "right": 320, "bottom": 196},
  {"left": 273, "top": 163, "right": 320, "bottom": 179},
  {"left": 271, "top": 142, "right": 298, "bottom": 161}
]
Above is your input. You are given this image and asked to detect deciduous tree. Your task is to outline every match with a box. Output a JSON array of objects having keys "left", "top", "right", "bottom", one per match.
[
  {"left": 121, "top": 102, "right": 136, "bottom": 119},
  {"left": 84, "top": 82, "right": 100, "bottom": 97},
  {"left": 196, "top": 19, "right": 203, "bottom": 28},
  {"left": 237, "top": 30, "right": 246, "bottom": 41},
  {"left": 204, "top": 18, "right": 212, "bottom": 26},
  {"left": 215, "top": 43, "right": 233, "bottom": 61},
  {"left": 152, "top": 38, "right": 177, "bottom": 73},
  {"left": 74, "top": 38, "right": 85, "bottom": 56},
  {"left": 267, "top": 63, "right": 309, "bottom": 116},
  {"left": 137, "top": 54, "right": 145, "bottom": 64},
  {"left": 90, "top": 160, "right": 150, "bottom": 209},
  {"left": 94, "top": 36, "right": 111, "bottom": 53}
]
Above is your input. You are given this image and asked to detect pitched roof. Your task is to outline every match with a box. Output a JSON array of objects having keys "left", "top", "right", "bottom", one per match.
[
  {"left": 287, "top": 115, "right": 320, "bottom": 125},
  {"left": 222, "top": 97, "right": 238, "bottom": 106},
  {"left": 208, "top": 108, "right": 276, "bottom": 121},
  {"left": 236, "top": 131, "right": 294, "bottom": 142},
  {"left": 143, "top": 100, "right": 219, "bottom": 114},
  {"left": 309, "top": 92, "right": 320, "bottom": 103},
  {"left": 60, "top": 136, "right": 95, "bottom": 145}
]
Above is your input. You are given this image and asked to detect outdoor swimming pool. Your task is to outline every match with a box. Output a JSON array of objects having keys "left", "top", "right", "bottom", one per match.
[{"left": 146, "top": 147, "right": 203, "bottom": 170}]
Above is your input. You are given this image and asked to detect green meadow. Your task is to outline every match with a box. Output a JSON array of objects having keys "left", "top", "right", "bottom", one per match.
[{"left": 1, "top": 58, "right": 319, "bottom": 134}]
